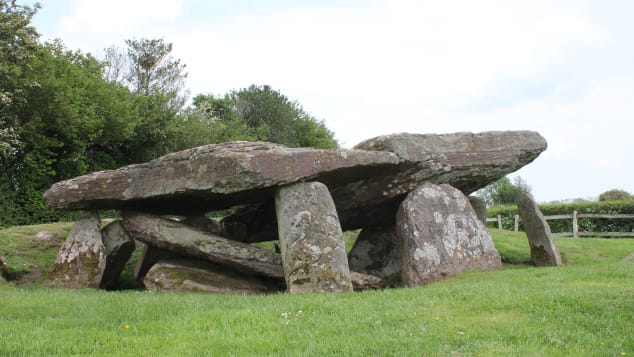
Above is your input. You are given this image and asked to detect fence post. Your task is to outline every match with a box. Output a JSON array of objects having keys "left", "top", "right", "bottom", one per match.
[
  {"left": 514, "top": 215, "right": 519, "bottom": 232},
  {"left": 497, "top": 215, "right": 502, "bottom": 230},
  {"left": 572, "top": 210, "right": 578, "bottom": 238}
]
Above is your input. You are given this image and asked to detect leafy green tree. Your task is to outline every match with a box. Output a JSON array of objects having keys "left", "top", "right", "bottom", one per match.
[
  {"left": 598, "top": 189, "right": 632, "bottom": 202},
  {"left": 229, "top": 85, "right": 337, "bottom": 148},
  {"left": 477, "top": 176, "right": 532, "bottom": 206},
  {"left": 0, "top": 0, "right": 40, "bottom": 158}
]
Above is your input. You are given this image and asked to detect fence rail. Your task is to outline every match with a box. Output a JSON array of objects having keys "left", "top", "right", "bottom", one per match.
[{"left": 486, "top": 211, "right": 634, "bottom": 237}]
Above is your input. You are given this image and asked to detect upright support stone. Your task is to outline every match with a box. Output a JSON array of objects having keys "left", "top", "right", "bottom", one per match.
[
  {"left": 468, "top": 196, "right": 487, "bottom": 226},
  {"left": 275, "top": 182, "right": 353, "bottom": 293},
  {"left": 47, "top": 211, "right": 106, "bottom": 288},
  {"left": 398, "top": 183, "right": 502, "bottom": 287},
  {"left": 517, "top": 194, "right": 562, "bottom": 266},
  {"left": 100, "top": 220, "right": 135, "bottom": 289}
]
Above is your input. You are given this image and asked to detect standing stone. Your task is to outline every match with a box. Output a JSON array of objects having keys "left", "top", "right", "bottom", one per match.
[
  {"left": 517, "top": 194, "right": 562, "bottom": 266},
  {"left": 275, "top": 182, "right": 353, "bottom": 293},
  {"left": 100, "top": 220, "right": 135, "bottom": 289},
  {"left": 468, "top": 196, "right": 488, "bottom": 226},
  {"left": 144, "top": 258, "right": 281, "bottom": 294},
  {"left": 47, "top": 211, "right": 106, "bottom": 288},
  {"left": 348, "top": 226, "right": 402, "bottom": 281},
  {"left": 397, "top": 183, "right": 502, "bottom": 287}
]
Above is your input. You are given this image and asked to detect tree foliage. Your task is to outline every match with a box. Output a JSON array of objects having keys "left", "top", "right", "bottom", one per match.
[
  {"left": 477, "top": 176, "right": 532, "bottom": 206},
  {"left": 598, "top": 189, "right": 632, "bottom": 202},
  {"left": 193, "top": 85, "right": 338, "bottom": 149}
]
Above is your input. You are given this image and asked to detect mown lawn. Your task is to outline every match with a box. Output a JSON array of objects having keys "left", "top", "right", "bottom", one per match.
[{"left": 1, "top": 223, "right": 633, "bottom": 356}]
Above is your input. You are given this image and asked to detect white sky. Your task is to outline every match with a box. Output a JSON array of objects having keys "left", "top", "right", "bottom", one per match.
[{"left": 28, "top": 0, "right": 634, "bottom": 203}]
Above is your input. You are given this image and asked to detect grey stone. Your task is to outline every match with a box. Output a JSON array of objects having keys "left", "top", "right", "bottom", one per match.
[
  {"left": 468, "top": 196, "right": 487, "bottom": 226},
  {"left": 43, "top": 141, "right": 402, "bottom": 213},
  {"left": 275, "top": 182, "right": 353, "bottom": 293},
  {"left": 123, "top": 211, "right": 283, "bottom": 278},
  {"left": 100, "top": 220, "right": 135, "bottom": 289},
  {"left": 397, "top": 183, "right": 502, "bottom": 287},
  {"left": 181, "top": 215, "right": 224, "bottom": 236},
  {"left": 350, "top": 271, "right": 387, "bottom": 291},
  {"left": 44, "top": 132, "right": 547, "bottom": 233},
  {"left": 517, "top": 194, "right": 562, "bottom": 266},
  {"left": 47, "top": 211, "right": 106, "bottom": 288},
  {"left": 134, "top": 244, "right": 178, "bottom": 284},
  {"left": 144, "top": 258, "right": 281, "bottom": 294},
  {"left": 348, "top": 226, "right": 401, "bottom": 280},
  {"left": 221, "top": 201, "right": 279, "bottom": 243}
]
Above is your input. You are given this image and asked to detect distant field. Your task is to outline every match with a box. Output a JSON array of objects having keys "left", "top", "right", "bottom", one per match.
[{"left": 1, "top": 223, "right": 633, "bottom": 356}]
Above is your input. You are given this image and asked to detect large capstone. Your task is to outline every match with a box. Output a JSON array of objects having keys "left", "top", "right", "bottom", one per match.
[
  {"left": 47, "top": 211, "right": 106, "bottom": 288},
  {"left": 397, "top": 183, "right": 502, "bottom": 287},
  {"left": 517, "top": 194, "right": 562, "bottom": 266},
  {"left": 275, "top": 182, "right": 353, "bottom": 293},
  {"left": 143, "top": 258, "right": 281, "bottom": 294}
]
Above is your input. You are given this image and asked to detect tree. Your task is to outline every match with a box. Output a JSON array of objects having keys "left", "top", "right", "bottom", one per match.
[
  {"left": 477, "top": 176, "right": 532, "bottom": 206},
  {"left": 104, "top": 38, "right": 188, "bottom": 112},
  {"left": 598, "top": 189, "right": 632, "bottom": 202},
  {"left": 0, "top": 0, "right": 40, "bottom": 157},
  {"left": 229, "top": 85, "right": 337, "bottom": 149}
]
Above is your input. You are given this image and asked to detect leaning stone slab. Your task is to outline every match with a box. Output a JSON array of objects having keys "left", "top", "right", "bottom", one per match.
[
  {"left": 100, "top": 220, "right": 135, "bottom": 289},
  {"left": 518, "top": 194, "right": 562, "bottom": 266},
  {"left": 122, "top": 211, "right": 283, "bottom": 278},
  {"left": 397, "top": 183, "right": 502, "bottom": 287},
  {"left": 47, "top": 211, "right": 106, "bottom": 288},
  {"left": 144, "top": 258, "right": 281, "bottom": 294},
  {"left": 275, "top": 182, "right": 353, "bottom": 293},
  {"left": 348, "top": 226, "right": 402, "bottom": 281}
]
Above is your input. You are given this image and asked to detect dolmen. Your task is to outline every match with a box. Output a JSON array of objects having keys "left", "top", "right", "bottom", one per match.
[{"left": 43, "top": 131, "right": 547, "bottom": 293}]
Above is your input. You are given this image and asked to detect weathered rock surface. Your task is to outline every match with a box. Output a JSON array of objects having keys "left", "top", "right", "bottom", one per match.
[
  {"left": 275, "top": 182, "right": 353, "bottom": 293},
  {"left": 350, "top": 271, "right": 387, "bottom": 291},
  {"left": 221, "top": 201, "right": 279, "bottom": 243},
  {"left": 348, "top": 226, "right": 401, "bottom": 281},
  {"left": 100, "top": 220, "right": 135, "bottom": 289},
  {"left": 144, "top": 258, "right": 281, "bottom": 294},
  {"left": 397, "top": 183, "right": 502, "bottom": 287},
  {"left": 134, "top": 244, "right": 179, "bottom": 283},
  {"left": 44, "top": 132, "right": 546, "bottom": 232},
  {"left": 122, "top": 211, "right": 284, "bottom": 278},
  {"left": 43, "top": 141, "right": 403, "bottom": 213},
  {"left": 334, "top": 131, "right": 547, "bottom": 229},
  {"left": 181, "top": 215, "right": 224, "bottom": 236},
  {"left": 517, "top": 194, "right": 562, "bottom": 267},
  {"left": 47, "top": 211, "right": 106, "bottom": 288},
  {"left": 469, "top": 196, "right": 488, "bottom": 226}
]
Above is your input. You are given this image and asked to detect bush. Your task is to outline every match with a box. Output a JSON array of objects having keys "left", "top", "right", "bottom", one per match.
[{"left": 487, "top": 201, "right": 634, "bottom": 234}]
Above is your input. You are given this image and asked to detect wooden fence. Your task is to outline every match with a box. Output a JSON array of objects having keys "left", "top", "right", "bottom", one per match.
[{"left": 486, "top": 211, "right": 634, "bottom": 238}]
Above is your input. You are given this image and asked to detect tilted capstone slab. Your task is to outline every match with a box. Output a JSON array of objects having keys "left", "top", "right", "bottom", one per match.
[{"left": 275, "top": 182, "right": 353, "bottom": 293}]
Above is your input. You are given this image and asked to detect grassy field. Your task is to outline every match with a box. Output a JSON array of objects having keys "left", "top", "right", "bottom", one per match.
[{"left": 1, "top": 223, "right": 633, "bottom": 356}]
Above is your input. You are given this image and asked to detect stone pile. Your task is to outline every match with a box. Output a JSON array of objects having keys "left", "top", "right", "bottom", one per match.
[{"left": 43, "top": 131, "right": 547, "bottom": 293}]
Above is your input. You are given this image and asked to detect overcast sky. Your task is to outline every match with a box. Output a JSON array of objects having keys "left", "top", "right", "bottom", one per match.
[{"left": 28, "top": 0, "right": 634, "bottom": 203}]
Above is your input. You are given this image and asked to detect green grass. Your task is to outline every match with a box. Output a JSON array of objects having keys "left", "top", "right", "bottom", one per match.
[{"left": 1, "top": 224, "right": 633, "bottom": 356}]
